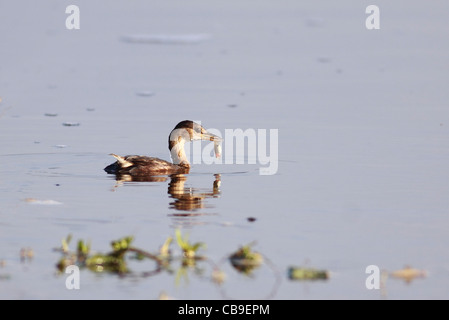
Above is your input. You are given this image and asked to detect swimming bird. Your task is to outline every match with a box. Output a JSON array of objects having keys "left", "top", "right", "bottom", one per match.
[{"left": 104, "top": 120, "right": 221, "bottom": 176}]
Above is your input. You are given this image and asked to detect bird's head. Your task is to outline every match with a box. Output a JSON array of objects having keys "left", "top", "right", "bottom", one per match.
[
  {"left": 168, "top": 120, "right": 222, "bottom": 164},
  {"left": 169, "top": 120, "right": 221, "bottom": 145}
]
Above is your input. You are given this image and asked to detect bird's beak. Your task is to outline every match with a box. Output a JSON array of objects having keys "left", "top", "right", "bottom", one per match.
[
  {"left": 201, "top": 130, "right": 222, "bottom": 159},
  {"left": 201, "top": 131, "right": 222, "bottom": 142}
]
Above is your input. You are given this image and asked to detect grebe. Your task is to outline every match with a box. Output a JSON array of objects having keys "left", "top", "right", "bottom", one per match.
[{"left": 104, "top": 120, "right": 221, "bottom": 176}]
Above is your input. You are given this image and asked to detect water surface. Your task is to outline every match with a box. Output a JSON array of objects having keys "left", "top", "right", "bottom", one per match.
[{"left": 1, "top": 1, "right": 449, "bottom": 299}]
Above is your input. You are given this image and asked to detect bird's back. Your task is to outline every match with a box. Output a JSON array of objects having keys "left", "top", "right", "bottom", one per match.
[{"left": 104, "top": 155, "right": 190, "bottom": 175}]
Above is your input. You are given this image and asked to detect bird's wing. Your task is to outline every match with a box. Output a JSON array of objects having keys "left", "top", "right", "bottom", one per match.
[{"left": 123, "top": 155, "right": 173, "bottom": 168}]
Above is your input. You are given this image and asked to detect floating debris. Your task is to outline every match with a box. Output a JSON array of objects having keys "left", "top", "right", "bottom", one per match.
[
  {"left": 227, "top": 104, "right": 237, "bottom": 108},
  {"left": 211, "top": 269, "right": 226, "bottom": 285},
  {"left": 0, "top": 260, "right": 5, "bottom": 267},
  {"left": 158, "top": 291, "right": 175, "bottom": 300},
  {"left": 305, "top": 17, "right": 325, "bottom": 28},
  {"left": 317, "top": 57, "right": 332, "bottom": 64},
  {"left": 62, "top": 122, "right": 80, "bottom": 126},
  {"left": 44, "top": 113, "right": 58, "bottom": 117},
  {"left": 0, "top": 106, "right": 13, "bottom": 119},
  {"left": 86, "top": 108, "right": 95, "bottom": 112},
  {"left": 136, "top": 91, "right": 155, "bottom": 97},
  {"left": 390, "top": 266, "right": 427, "bottom": 283},
  {"left": 287, "top": 266, "right": 329, "bottom": 280},
  {"left": 25, "top": 198, "right": 63, "bottom": 205},
  {"left": 20, "top": 247, "right": 34, "bottom": 262},
  {"left": 121, "top": 33, "right": 212, "bottom": 45},
  {"left": 54, "top": 144, "right": 68, "bottom": 148},
  {"left": 247, "top": 217, "right": 256, "bottom": 222}
]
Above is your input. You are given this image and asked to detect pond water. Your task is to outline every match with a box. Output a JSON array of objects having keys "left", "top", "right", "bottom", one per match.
[{"left": 1, "top": 1, "right": 449, "bottom": 299}]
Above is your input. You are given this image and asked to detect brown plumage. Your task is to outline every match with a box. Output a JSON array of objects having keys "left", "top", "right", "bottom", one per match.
[
  {"left": 104, "top": 120, "right": 221, "bottom": 177},
  {"left": 104, "top": 154, "right": 190, "bottom": 175}
]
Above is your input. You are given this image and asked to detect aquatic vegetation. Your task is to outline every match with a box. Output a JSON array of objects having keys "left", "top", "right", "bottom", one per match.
[
  {"left": 55, "top": 231, "right": 209, "bottom": 278},
  {"left": 216, "top": 243, "right": 282, "bottom": 299},
  {"left": 50, "top": 233, "right": 381, "bottom": 299},
  {"left": 229, "top": 242, "right": 263, "bottom": 275},
  {"left": 287, "top": 266, "right": 329, "bottom": 281},
  {"left": 175, "top": 229, "right": 206, "bottom": 260},
  {"left": 61, "top": 234, "right": 72, "bottom": 253},
  {"left": 158, "top": 236, "right": 173, "bottom": 259},
  {"left": 56, "top": 234, "right": 164, "bottom": 275}
]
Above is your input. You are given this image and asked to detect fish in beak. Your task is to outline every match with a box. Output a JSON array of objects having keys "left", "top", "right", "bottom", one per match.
[
  {"left": 201, "top": 131, "right": 222, "bottom": 142},
  {"left": 201, "top": 131, "right": 222, "bottom": 158}
]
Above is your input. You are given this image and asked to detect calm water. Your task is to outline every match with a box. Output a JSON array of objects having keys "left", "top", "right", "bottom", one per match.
[{"left": 1, "top": 1, "right": 449, "bottom": 299}]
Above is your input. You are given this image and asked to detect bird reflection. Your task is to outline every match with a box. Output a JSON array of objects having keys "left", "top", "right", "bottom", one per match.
[
  {"left": 168, "top": 174, "right": 221, "bottom": 211},
  {"left": 111, "top": 173, "right": 221, "bottom": 213}
]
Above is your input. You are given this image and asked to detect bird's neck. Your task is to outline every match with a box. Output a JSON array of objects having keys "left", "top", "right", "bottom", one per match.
[{"left": 170, "top": 139, "right": 189, "bottom": 166}]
